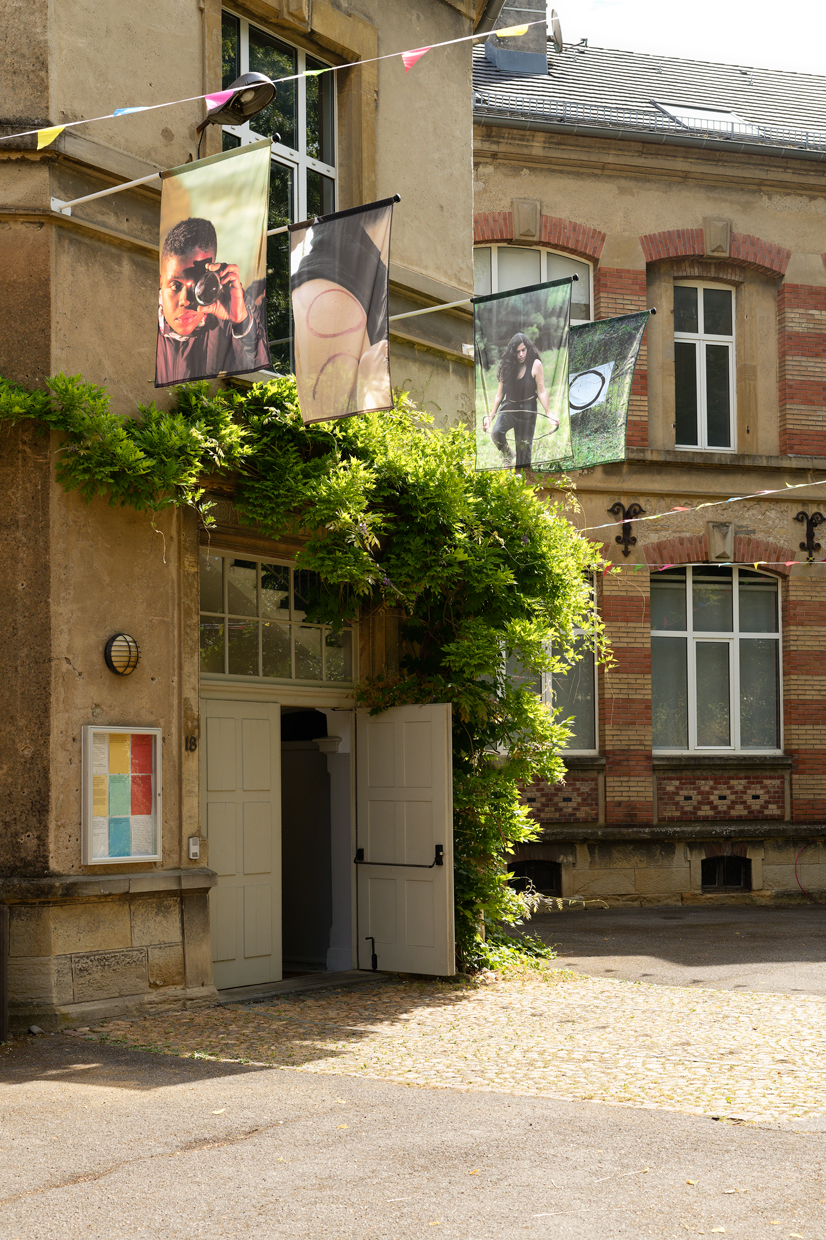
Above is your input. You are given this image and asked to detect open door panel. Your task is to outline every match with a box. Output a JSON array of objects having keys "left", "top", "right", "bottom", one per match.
[{"left": 355, "top": 703, "right": 455, "bottom": 976}]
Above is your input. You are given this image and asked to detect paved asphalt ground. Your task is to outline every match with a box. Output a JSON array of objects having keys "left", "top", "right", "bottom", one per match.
[
  {"left": 1, "top": 906, "right": 825, "bottom": 1239},
  {"left": 526, "top": 905, "right": 826, "bottom": 994}
]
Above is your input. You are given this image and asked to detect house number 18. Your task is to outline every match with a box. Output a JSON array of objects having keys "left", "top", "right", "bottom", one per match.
[{"left": 184, "top": 736, "right": 198, "bottom": 752}]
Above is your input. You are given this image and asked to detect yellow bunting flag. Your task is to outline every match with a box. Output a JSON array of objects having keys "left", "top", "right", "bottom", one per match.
[
  {"left": 497, "top": 24, "right": 530, "bottom": 37},
  {"left": 37, "top": 125, "right": 65, "bottom": 150}
]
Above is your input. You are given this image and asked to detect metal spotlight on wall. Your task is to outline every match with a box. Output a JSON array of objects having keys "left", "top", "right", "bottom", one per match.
[
  {"left": 104, "top": 633, "right": 141, "bottom": 676},
  {"left": 195, "top": 73, "right": 277, "bottom": 134}
]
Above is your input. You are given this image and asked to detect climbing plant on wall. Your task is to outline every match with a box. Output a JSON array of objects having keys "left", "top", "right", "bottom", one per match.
[{"left": 0, "top": 372, "right": 603, "bottom": 971}]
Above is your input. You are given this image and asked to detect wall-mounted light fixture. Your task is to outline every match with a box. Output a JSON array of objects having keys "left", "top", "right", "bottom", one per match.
[
  {"left": 195, "top": 73, "right": 277, "bottom": 134},
  {"left": 104, "top": 633, "right": 140, "bottom": 676}
]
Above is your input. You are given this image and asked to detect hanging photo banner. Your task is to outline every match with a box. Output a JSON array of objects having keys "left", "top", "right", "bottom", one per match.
[
  {"left": 155, "top": 139, "right": 271, "bottom": 388},
  {"left": 565, "top": 310, "right": 650, "bottom": 471},
  {"left": 474, "top": 278, "right": 572, "bottom": 472},
  {"left": 289, "top": 198, "right": 394, "bottom": 424}
]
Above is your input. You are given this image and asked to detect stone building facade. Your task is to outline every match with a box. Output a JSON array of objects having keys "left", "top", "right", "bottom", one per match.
[
  {"left": 0, "top": 0, "right": 489, "bottom": 1028},
  {"left": 474, "top": 32, "right": 826, "bottom": 904}
]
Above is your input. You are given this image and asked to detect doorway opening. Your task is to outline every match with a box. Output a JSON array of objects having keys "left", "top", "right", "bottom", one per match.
[{"left": 280, "top": 707, "right": 352, "bottom": 977}]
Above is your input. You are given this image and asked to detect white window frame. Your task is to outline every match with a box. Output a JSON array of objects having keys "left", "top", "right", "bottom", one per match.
[
  {"left": 221, "top": 8, "right": 337, "bottom": 223},
  {"left": 652, "top": 100, "right": 760, "bottom": 138},
  {"left": 674, "top": 281, "right": 736, "bottom": 453},
  {"left": 545, "top": 630, "right": 599, "bottom": 755},
  {"left": 474, "top": 244, "right": 593, "bottom": 324},
  {"left": 199, "top": 550, "right": 357, "bottom": 687},
  {"left": 651, "top": 565, "right": 782, "bottom": 755},
  {"left": 506, "top": 629, "right": 599, "bottom": 756}
]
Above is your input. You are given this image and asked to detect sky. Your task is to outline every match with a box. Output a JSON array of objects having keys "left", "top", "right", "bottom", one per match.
[{"left": 546, "top": 0, "right": 826, "bottom": 75}]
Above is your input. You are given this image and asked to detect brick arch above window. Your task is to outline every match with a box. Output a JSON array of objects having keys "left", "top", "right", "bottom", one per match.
[
  {"left": 642, "top": 535, "right": 795, "bottom": 576},
  {"left": 473, "top": 212, "right": 606, "bottom": 260},
  {"left": 640, "top": 229, "right": 790, "bottom": 278},
  {"left": 671, "top": 259, "right": 745, "bottom": 284}
]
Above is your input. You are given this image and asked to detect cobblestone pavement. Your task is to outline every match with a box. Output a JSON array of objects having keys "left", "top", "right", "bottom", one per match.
[{"left": 69, "top": 968, "right": 826, "bottom": 1126}]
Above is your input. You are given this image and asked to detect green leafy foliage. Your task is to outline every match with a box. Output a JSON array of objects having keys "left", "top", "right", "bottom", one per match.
[{"left": 0, "top": 373, "right": 604, "bottom": 970}]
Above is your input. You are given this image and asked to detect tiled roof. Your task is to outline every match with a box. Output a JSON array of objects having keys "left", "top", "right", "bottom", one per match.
[{"left": 472, "top": 42, "right": 826, "bottom": 156}]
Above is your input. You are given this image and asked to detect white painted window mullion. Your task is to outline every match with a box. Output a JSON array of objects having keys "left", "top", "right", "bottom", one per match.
[{"left": 686, "top": 566, "right": 697, "bottom": 750}]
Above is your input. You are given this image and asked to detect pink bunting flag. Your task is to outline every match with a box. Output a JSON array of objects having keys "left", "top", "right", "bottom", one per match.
[
  {"left": 401, "top": 47, "right": 431, "bottom": 71},
  {"left": 205, "top": 90, "right": 235, "bottom": 111}
]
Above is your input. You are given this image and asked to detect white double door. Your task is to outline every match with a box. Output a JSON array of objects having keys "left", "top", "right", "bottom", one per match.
[{"left": 201, "top": 698, "right": 456, "bottom": 988}]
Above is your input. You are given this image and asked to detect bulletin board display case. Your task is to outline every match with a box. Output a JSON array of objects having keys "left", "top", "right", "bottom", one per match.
[{"left": 81, "top": 726, "right": 162, "bottom": 865}]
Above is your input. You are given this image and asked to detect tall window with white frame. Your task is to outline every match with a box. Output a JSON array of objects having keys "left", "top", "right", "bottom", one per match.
[
  {"left": 506, "top": 630, "right": 598, "bottom": 754},
  {"left": 551, "top": 633, "right": 597, "bottom": 752},
  {"left": 221, "top": 9, "right": 336, "bottom": 372},
  {"left": 674, "top": 283, "right": 735, "bottom": 451},
  {"left": 473, "top": 245, "right": 592, "bottom": 323},
  {"left": 650, "top": 566, "right": 781, "bottom": 753}
]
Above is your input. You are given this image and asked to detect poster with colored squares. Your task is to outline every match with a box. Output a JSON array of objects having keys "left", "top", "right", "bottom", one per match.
[{"left": 83, "top": 728, "right": 161, "bottom": 863}]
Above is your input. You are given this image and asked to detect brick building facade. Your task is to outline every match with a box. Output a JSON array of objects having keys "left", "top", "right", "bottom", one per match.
[{"left": 474, "top": 33, "right": 826, "bottom": 904}]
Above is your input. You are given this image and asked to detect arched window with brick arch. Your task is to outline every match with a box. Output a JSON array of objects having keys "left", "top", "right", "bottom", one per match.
[
  {"left": 473, "top": 244, "right": 593, "bottom": 324},
  {"left": 650, "top": 564, "right": 782, "bottom": 754}
]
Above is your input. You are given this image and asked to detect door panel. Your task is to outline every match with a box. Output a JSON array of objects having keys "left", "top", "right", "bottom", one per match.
[
  {"left": 207, "top": 802, "right": 237, "bottom": 876},
  {"left": 244, "top": 884, "right": 273, "bottom": 958},
  {"left": 242, "top": 718, "right": 272, "bottom": 789},
  {"left": 367, "top": 722, "right": 395, "bottom": 786},
  {"left": 403, "top": 721, "right": 432, "bottom": 786},
  {"left": 356, "top": 704, "right": 454, "bottom": 976},
  {"left": 202, "top": 699, "right": 281, "bottom": 988},
  {"left": 211, "top": 886, "right": 237, "bottom": 962},
  {"left": 206, "top": 718, "right": 236, "bottom": 790},
  {"left": 243, "top": 802, "right": 272, "bottom": 874}
]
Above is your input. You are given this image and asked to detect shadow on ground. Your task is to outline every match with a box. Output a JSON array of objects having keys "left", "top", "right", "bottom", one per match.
[
  {"left": 0, "top": 977, "right": 492, "bottom": 1088},
  {"left": 520, "top": 905, "right": 826, "bottom": 993}
]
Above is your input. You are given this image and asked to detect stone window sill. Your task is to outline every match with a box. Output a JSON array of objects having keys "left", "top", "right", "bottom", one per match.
[{"left": 653, "top": 754, "right": 791, "bottom": 770}]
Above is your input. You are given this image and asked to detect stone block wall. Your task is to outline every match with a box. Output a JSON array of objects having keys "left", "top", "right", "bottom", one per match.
[
  {"left": 3, "top": 877, "right": 217, "bottom": 1029},
  {"left": 570, "top": 840, "right": 689, "bottom": 901},
  {"left": 526, "top": 836, "right": 826, "bottom": 906}
]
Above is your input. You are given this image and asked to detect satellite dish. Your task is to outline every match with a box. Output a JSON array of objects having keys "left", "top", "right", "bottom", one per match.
[{"left": 550, "top": 9, "right": 564, "bottom": 54}]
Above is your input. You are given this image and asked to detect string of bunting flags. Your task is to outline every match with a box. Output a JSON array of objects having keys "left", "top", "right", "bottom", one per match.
[
  {"left": 566, "top": 474, "right": 826, "bottom": 571},
  {"left": 576, "top": 475, "right": 826, "bottom": 536},
  {"left": 7, "top": 20, "right": 541, "bottom": 151},
  {"left": 600, "top": 560, "right": 826, "bottom": 572}
]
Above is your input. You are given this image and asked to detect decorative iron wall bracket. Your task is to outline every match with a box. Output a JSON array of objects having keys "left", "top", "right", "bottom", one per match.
[
  {"left": 354, "top": 845, "right": 444, "bottom": 868},
  {"left": 608, "top": 501, "right": 645, "bottom": 557},
  {"left": 795, "top": 510, "right": 825, "bottom": 562}
]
